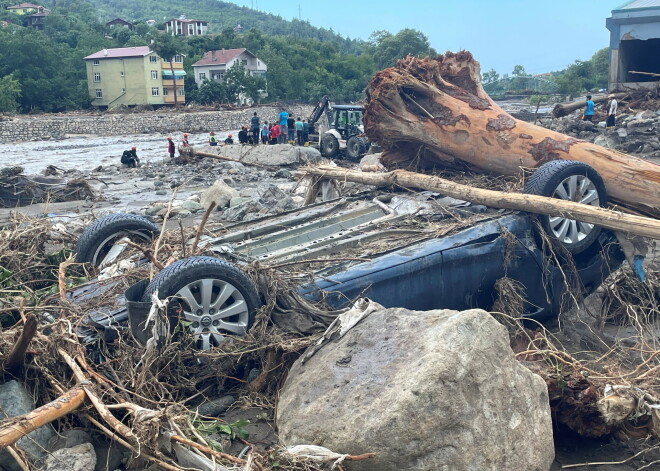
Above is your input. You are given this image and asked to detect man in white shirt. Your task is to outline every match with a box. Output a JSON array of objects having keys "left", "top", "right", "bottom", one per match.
[{"left": 607, "top": 95, "right": 618, "bottom": 128}]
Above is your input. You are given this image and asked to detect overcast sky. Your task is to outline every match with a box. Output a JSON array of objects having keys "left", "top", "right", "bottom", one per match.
[{"left": 227, "top": 0, "right": 624, "bottom": 75}]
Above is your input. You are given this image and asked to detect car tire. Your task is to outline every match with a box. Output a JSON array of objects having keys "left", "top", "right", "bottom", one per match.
[
  {"left": 346, "top": 135, "right": 367, "bottom": 160},
  {"left": 141, "top": 256, "right": 261, "bottom": 349},
  {"left": 321, "top": 134, "right": 339, "bottom": 158},
  {"left": 523, "top": 160, "right": 607, "bottom": 254},
  {"left": 75, "top": 213, "right": 160, "bottom": 267}
]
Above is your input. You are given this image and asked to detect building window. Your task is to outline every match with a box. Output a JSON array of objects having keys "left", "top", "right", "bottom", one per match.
[
  {"left": 93, "top": 59, "right": 100, "bottom": 66},
  {"left": 94, "top": 73, "right": 101, "bottom": 82},
  {"left": 95, "top": 89, "right": 102, "bottom": 98},
  {"left": 178, "top": 88, "right": 185, "bottom": 96},
  {"left": 174, "top": 55, "right": 183, "bottom": 63},
  {"left": 241, "top": 59, "right": 248, "bottom": 66},
  {"left": 121, "top": 88, "right": 125, "bottom": 94},
  {"left": 151, "top": 70, "right": 158, "bottom": 80},
  {"left": 120, "top": 71, "right": 124, "bottom": 77},
  {"left": 152, "top": 87, "right": 159, "bottom": 96},
  {"left": 150, "top": 55, "right": 158, "bottom": 63},
  {"left": 199, "top": 72, "right": 206, "bottom": 80},
  {"left": 163, "top": 88, "right": 168, "bottom": 96}
]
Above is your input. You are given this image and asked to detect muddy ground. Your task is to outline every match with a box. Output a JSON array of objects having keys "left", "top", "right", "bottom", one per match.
[{"left": 1, "top": 122, "right": 658, "bottom": 470}]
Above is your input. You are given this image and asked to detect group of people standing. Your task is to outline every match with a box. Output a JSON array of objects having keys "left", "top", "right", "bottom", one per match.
[
  {"left": 583, "top": 94, "right": 618, "bottom": 128},
  {"left": 227, "top": 110, "right": 311, "bottom": 146}
]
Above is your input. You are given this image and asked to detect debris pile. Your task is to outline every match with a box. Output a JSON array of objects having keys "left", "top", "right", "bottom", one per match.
[{"left": 0, "top": 166, "right": 95, "bottom": 208}]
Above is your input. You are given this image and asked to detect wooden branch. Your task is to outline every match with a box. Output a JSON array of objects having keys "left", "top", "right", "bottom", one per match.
[
  {"left": 191, "top": 201, "right": 216, "bottom": 254},
  {"left": 4, "top": 314, "right": 37, "bottom": 375},
  {"left": 0, "top": 385, "right": 86, "bottom": 447},
  {"left": 170, "top": 434, "right": 246, "bottom": 465},
  {"left": 191, "top": 149, "right": 275, "bottom": 170},
  {"left": 123, "top": 240, "right": 164, "bottom": 270},
  {"left": 628, "top": 70, "right": 660, "bottom": 78},
  {"left": 300, "top": 165, "right": 660, "bottom": 239}
]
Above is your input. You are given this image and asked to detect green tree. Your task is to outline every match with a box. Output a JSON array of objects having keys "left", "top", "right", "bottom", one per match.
[
  {"left": 150, "top": 33, "right": 183, "bottom": 105},
  {"left": 369, "top": 28, "right": 435, "bottom": 69},
  {"left": 0, "top": 74, "right": 21, "bottom": 112},
  {"left": 196, "top": 79, "right": 227, "bottom": 104},
  {"left": 512, "top": 64, "right": 526, "bottom": 77},
  {"left": 482, "top": 68, "right": 500, "bottom": 84}
]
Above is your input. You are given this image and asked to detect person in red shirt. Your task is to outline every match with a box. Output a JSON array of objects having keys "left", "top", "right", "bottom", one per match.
[{"left": 270, "top": 123, "right": 280, "bottom": 145}]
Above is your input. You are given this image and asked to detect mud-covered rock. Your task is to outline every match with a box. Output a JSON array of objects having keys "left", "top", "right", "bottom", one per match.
[
  {"left": 200, "top": 180, "right": 239, "bottom": 210},
  {"left": 277, "top": 307, "right": 554, "bottom": 471}
]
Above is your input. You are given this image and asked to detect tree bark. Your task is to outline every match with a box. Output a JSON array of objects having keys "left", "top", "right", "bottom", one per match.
[
  {"left": 0, "top": 386, "right": 86, "bottom": 447},
  {"left": 4, "top": 314, "right": 37, "bottom": 375},
  {"left": 300, "top": 165, "right": 660, "bottom": 239},
  {"left": 363, "top": 53, "right": 660, "bottom": 218}
]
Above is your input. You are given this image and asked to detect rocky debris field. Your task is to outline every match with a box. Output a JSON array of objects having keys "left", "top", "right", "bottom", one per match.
[{"left": 0, "top": 98, "right": 658, "bottom": 471}]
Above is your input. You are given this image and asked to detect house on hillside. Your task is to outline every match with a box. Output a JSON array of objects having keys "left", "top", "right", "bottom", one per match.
[
  {"left": 606, "top": 0, "right": 660, "bottom": 90},
  {"left": 5, "top": 2, "right": 45, "bottom": 15},
  {"left": 192, "top": 48, "right": 267, "bottom": 104},
  {"left": 106, "top": 18, "right": 133, "bottom": 31},
  {"left": 83, "top": 46, "right": 186, "bottom": 109},
  {"left": 165, "top": 17, "right": 208, "bottom": 36}
]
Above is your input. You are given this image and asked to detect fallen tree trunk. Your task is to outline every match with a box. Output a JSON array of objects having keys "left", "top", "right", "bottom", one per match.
[
  {"left": 552, "top": 92, "right": 628, "bottom": 118},
  {"left": 363, "top": 53, "right": 660, "bottom": 218},
  {"left": 300, "top": 165, "right": 660, "bottom": 239}
]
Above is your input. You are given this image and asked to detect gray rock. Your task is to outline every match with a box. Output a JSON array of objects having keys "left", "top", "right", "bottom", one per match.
[
  {"left": 144, "top": 206, "right": 163, "bottom": 217},
  {"left": 209, "top": 143, "right": 321, "bottom": 166},
  {"left": 359, "top": 153, "right": 385, "bottom": 171},
  {"left": 254, "top": 184, "right": 294, "bottom": 210},
  {"left": 222, "top": 201, "right": 262, "bottom": 222},
  {"left": 153, "top": 180, "right": 164, "bottom": 187},
  {"left": 616, "top": 128, "right": 628, "bottom": 139},
  {"left": 196, "top": 395, "right": 236, "bottom": 417},
  {"left": 200, "top": 180, "right": 238, "bottom": 210},
  {"left": 273, "top": 169, "right": 293, "bottom": 179},
  {"left": 155, "top": 189, "right": 167, "bottom": 195},
  {"left": 92, "top": 438, "right": 124, "bottom": 471},
  {"left": 0, "top": 380, "right": 54, "bottom": 470},
  {"left": 229, "top": 196, "right": 249, "bottom": 207},
  {"left": 49, "top": 429, "right": 92, "bottom": 452},
  {"left": 180, "top": 200, "right": 204, "bottom": 212},
  {"left": 277, "top": 307, "right": 554, "bottom": 471},
  {"left": 45, "top": 443, "right": 96, "bottom": 471},
  {"left": 593, "top": 134, "right": 618, "bottom": 149}
]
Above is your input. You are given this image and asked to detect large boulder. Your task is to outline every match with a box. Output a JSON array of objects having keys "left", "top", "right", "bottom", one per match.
[
  {"left": 277, "top": 307, "right": 554, "bottom": 471},
  {"left": 200, "top": 180, "right": 239, "bottom": 210},
  {"left": 203, "top": 144, "right": 321, "bottom": 166}
]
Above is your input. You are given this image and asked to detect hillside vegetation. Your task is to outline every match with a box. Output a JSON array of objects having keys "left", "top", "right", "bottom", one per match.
[{"left": 0, "top": 0, "right": 606, "bottom": 113}]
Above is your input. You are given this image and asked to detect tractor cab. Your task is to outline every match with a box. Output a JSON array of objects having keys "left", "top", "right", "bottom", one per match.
[{"left": 328, "top": 106, "right": 364, "bottom": 141}]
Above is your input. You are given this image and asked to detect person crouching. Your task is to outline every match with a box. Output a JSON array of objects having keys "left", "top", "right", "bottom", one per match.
[{"left": 121, "top": 146, "right": 139, "bottom": 168}]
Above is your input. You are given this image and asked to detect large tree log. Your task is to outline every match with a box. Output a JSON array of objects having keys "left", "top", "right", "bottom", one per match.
[
  {"left": 363, "top": 53, "right": 660, "bottom": 218},
  {"left": 552, "top": 92, "right": 627, "bottom": 118},
  {"left": 300, "top": 165, "right": 660, "bottom": 239}
]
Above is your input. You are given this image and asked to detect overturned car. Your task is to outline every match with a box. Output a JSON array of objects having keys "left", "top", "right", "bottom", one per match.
[{"left": 74, "top": 161, "right": 624, "bottom": 350}]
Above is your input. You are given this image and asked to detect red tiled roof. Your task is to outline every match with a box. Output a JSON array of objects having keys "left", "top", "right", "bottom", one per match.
[
  {"left": 84, "top": 46, "right": 152, "bottom": 60},
  {"left": 166, "top": 18, "right": 207, "bottom": 24},
  {"left": 192, "top": 48, "right": 252, "bottom": 66},
  {"left": 7, "top": 3, "right": 42, "bottom": 8}
]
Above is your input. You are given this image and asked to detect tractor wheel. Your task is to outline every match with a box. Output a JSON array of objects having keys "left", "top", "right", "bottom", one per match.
[{"left": 321, "top": 134, "right": 339, "bottom": 158}]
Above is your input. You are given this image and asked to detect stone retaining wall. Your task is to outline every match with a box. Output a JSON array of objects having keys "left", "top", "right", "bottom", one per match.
[{"left": 0, "top": 105, "right": 313, "bottom": 143}]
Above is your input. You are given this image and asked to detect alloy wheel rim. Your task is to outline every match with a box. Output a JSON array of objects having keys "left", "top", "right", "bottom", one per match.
[
  {"left": 173, "top": 278, "right": 249, "bottom": 350},
  {"left": 548, "top": 175, "right": 600, "bottom": 244}
]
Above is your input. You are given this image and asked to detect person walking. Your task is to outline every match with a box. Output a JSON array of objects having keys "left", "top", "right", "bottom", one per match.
[
  {"left": 250, "top": 112, "right": 260, "bottom": 145},
  {"left": 261, "top": 121, "right": 269, "bottom": 144},
  {"left": 209, "top": 131, "right": 218, "bottom": 146},
  {"left": 295, "top": 117, "right": 304, "bottom": 146},
  {"left": 278, "top": 109, "right": 289, "bottom": 144},
  {"left": 167, "top": 137, "right": 175, "bottom": 158},
  {"left": 583, "top": 95, "right": 595, "bottom": 122},
  {"left": 607, "top": 95, "right": 618, "bottom": 128}
]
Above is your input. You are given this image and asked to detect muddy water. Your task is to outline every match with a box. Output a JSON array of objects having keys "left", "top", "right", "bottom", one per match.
[{"left": 1, "top": 131, "right": 237, "bottom": 174}]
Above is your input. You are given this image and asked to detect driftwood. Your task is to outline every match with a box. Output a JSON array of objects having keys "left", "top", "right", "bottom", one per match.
[
  {"left": 0, "top": 386, "right": 87, "bottom": 447},
  {"left": 552, "top": 92, "right": 628, "bottom": 118},
  {"left": 363, "top": 53, "right": 660, "bottom": 218},
  {"left": 300, "top": 165, "right": 660, "bottom": 239},
  {"left": 4, "top": 314, "right": 37, "bottom": 375},
  {"left": 0, "top": 173, "right": 95, "bottom": 208}
]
